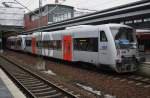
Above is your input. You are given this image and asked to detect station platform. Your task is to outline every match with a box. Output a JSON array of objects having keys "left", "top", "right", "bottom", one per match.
[
  {"left": 0, "top": 77, "right": 13, "bottom": 98},
  {"left": 0, "top": 68, "right": 26, "bottom": 98}
]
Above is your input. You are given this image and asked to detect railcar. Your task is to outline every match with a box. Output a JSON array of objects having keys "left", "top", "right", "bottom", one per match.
[
  {"left": 7, "top": 35, "right": 26, "bottom": 51},
  {"left": 7, "top": 36, "right": 17, "bottom": 50},
  {"left": 24, "top": 34, "right": 36, "bottom": 53},
  {"left": 16, "top": 35, "right": 26, "bottom": 51},
  {"left": 7, "top": 24, "right": 145, "bottom": 73}
]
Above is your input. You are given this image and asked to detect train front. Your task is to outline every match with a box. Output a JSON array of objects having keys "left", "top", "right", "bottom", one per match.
[{"left": 110, "top": 25, "right": 145, "bottom": 73}]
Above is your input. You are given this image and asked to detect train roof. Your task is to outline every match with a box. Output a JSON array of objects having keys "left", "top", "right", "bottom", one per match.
[
  {"left": 136, "top": 29, "right": 150, "bottom": 33},
  {"left": 17, "top": 35, "right": 27, "bottom": 37},
  {"left": 99, "top": 23, "right": 132, "bottom": 28},
  {"left": 22, "top": 24, "right": 133, "bottom": 36},
  {"left": 65, "top": 24, "right": 132, "bottom": 30},
  {"left": 66, "top": 25, "right": 96, "bottom": 30},
  {"left": 7, "top": 36, "right": 17, "bottom": 39}
]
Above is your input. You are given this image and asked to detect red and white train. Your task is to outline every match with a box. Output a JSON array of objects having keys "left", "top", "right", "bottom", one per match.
[{"left": 7, "top": 24, "right": 145, "bottom": 73}]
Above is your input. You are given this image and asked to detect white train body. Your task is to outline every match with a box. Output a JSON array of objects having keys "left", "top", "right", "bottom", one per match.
[{"left": 7, "top": 24, "right": 144, "bottom": 73}]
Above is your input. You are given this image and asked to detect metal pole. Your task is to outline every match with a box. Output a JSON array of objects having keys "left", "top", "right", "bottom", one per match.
[
  {"left": 38, "top": 0, "right": 46, "bottom": 70},
  {"left": 39, "top": 0, "right": 43, "bottom": 56},
  {"left": 0, "top": 31, "right": 3, "bottom": 53}
]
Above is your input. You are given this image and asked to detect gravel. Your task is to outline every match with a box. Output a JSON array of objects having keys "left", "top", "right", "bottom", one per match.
[{"left": 3, "top": 50, "right": 150, "bottom": 98}]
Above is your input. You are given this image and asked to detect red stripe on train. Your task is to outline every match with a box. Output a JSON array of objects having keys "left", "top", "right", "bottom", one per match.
[
  {"left": 63, "top": 35, "right": 72, "bottom": 61},
  {"left": 32, "top": 37, "right": 36, "bottom": 54}
]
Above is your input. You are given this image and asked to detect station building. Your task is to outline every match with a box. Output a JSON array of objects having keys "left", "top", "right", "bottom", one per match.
[{"left": 24, "top": 4, "right": 74, "bottom": 31}]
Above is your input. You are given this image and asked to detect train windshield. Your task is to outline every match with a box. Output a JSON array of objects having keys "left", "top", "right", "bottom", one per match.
[{"left": 110, "top": 27, "right": 137, "bottom": 49}]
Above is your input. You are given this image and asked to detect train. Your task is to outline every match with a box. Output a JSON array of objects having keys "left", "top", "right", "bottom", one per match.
[{"left": 7, "top": 24, "right": 145, "bottom": 73}]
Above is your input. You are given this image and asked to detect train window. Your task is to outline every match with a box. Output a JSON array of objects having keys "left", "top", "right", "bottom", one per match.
[
  {"left": 100, "top": 31, "right": 108, "bottom": 42},
  {"left": 52, "top": 40, "right": 62, "bottom": 50},
  {"left": 10, "top": 40, "right": 13, "bottom": 46},
  {"left": 74, "top": 38, "right": 98, "bottom": 52},
  {"left": 26, "top": 40, "right": 31, "bottom": 46},
  {"left": 36, "top": 41, "right": 42, "bottom": 48},
  {"left": 19, "top": 40, "right": 22, "bottom": 46},
  {"left": 17, "top": 40, "right": 22, "bottom": 46},
  {"left": 43, "top": 41, "right": 49, "bottom": 49},
  {"left": 145, "top": 39, "right": 150, "bottom": 51},
  {"left": 49, "top": 41, "right": 53, "bottom": 49},
  {"left": 38, "top": 40, "right": 62, "bottom": 50},
  {"left": 53, "top": 40, "right": 57, "bottom": 49},
  {"left": 36, "top": 41, "right": 39, "bottom": 48},
  {"left": 67, "top": 41, "right": 71, "bottom": 54},
  {"left": 56, "top": 40, "right": 62, "bottom": 50}
]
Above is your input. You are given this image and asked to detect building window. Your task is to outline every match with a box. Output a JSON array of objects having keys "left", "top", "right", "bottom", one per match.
[
  {"left": 74, "top": 38, "right": 98, "bottom": 52},
  {"left": 31, "top": 14, "right": 39, "bottom": 21},
  {"left": 53, "top": 12, "right": 72, "bottom": 22},
  {"left": 144, "top": 18, "right": 150, "bottom": 22},
  {"left": 134, "top": 19, "right": 142, "bottom": 23}
]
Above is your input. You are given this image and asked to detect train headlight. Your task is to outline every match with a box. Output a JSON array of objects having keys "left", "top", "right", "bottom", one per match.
[
  {"left": 132, "top": 44, "right": 137, "bottom": 49},
  {"left": 131, "top": 43, "right": 137, "bottom": 49}
]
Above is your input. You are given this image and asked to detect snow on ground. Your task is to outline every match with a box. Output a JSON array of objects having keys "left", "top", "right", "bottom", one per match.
[
  {"left": 76, "top": 83, "right": 116, "bottom": 98},
  {"left": 76, "top": 83, "right": 101, "bottom": 96},
  {"left": 43, "top": 70, "right": 56, "bottom": 76}
]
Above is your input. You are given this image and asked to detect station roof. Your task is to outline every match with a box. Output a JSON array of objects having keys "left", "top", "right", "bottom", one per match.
[{"left": 23, "top": 0, "right": 150, "bottom": 34}]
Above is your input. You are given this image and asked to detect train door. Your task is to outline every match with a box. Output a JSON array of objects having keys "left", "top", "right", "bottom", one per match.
[
  {"left": 63, "top": 35, "right": 72, "bottom": 61},
  {"left": 32, "top": 37, "right": 36, "bottom": 54},
  {"left": 99, "top": 30, "right": 109, "bottom": 64}
]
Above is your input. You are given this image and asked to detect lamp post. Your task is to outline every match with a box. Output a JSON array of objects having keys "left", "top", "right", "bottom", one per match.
[{"left": 39, "top": 0, "right": 42, "bottom": 55}]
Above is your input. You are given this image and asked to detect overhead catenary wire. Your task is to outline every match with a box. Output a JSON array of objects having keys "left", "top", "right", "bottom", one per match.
[
  {"left": 84, "top": 0, "right": 139, "bottom": 10},
  {"left": 24, "top": 0, "right": 32, "bottom": 7},
  {"left": 13, "top": 0, "right": 67, "bottom": 16},
  {"left": 14, "top": 0, "right": 32, "bottom": 12},
  {"left": 9, "top": 0, "right": 136, "bottom": 15},
  {"left": 46, "top": 0, "right": 67, "bottom": 15},
  {"left": 76, "top": 8, "right": 98, "bottom": 12},
  {"left": 14, "top": 0, "right": 36, "bottom": 14}
]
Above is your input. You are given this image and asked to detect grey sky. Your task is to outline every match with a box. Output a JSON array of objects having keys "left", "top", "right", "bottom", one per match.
[{"left": 0, "top": 0, "right": 141, "bottom": 12}]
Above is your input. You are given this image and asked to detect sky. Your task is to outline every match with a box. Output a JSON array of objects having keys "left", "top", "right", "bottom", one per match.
[{"left": 0, "top": 0, "right": 141, "bottom": 13}]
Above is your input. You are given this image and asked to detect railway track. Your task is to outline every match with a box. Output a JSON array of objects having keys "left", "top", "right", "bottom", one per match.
[
  {"left": 108, "top": 73, "right": 150, "bottom": 88},
  {"left": 127, "top": 74, "right": 150, "bottom": 87},
  {"left": 0, "top": 55, "right": 79, "bottom": 98}
]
